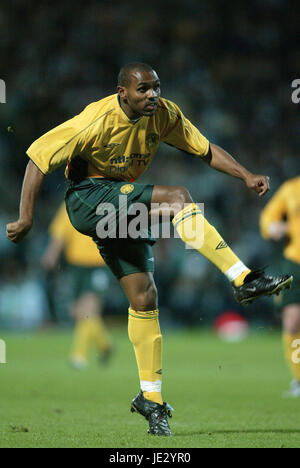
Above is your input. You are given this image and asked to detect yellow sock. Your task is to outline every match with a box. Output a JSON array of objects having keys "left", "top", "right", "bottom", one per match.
[
  {"left": 172, "top": 203, "right": 250, "bottom": 286},
  {"left": 71, "top": 317, "right": 92, "bottom": 361},
  {"left": 128, "top": 308, "right": 163, "bottom": 405},
  {"left": 88, "top": 316, "right": 112, "bottom": 352},
  {"left": 283, "top": 332, "right": 300, "bottom": 381},
  {"left": 234, "top": 270, "right": 251, "bottom": 287}
]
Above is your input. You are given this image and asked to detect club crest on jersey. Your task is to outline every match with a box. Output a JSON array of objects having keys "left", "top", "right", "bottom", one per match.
[
  {"left": 146, "top": 133, "right": 159, "bottom": 149},
  {"left": 120, "top": 184, "right": 134, "bottom": 194}
]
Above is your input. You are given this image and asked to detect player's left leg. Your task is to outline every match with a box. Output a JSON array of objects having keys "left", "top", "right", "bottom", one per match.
[
  {"left": 150, "top": 185, "right": 293, "bottom": 305},
  {"left": 150, "top": 185, "right": 250, "bottom": 283},
  {"left": 282, "top": 304, "right": 300, "bottom": 397}
]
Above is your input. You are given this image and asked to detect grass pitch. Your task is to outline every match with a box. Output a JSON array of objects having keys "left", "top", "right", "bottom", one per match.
[{"left": 0, "top": 327, "right": 299, "bottom": 448}]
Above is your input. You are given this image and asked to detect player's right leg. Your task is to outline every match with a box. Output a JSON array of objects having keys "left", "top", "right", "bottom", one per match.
[
  {"left": 120, "top": 271, "right": 173, "bottom": 436},
  {"left": 120, "top": 272, "right": 161, "bottom": 403},
  {"left": 150, "top": 185, "right": 293, "bottom": 305}
]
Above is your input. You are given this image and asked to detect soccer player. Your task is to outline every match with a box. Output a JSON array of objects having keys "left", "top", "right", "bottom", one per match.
[
  {"left": 6, "top": 63, "right": 292, "bottom": 436},
  {"left": 260, "top": 177, "right": 300, "bottom": 397},
  {"left": 42, "top": 202, "right": 113, "bottom": 368}
]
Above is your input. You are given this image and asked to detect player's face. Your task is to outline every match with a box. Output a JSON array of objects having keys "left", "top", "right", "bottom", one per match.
[{"left": 118, "top": 70, "right": 161, "bottom": 118}]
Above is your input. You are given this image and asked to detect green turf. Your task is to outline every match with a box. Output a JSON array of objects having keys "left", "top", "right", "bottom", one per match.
[{"left": 0, "top": 327, "right": 299, "bottom": 448}]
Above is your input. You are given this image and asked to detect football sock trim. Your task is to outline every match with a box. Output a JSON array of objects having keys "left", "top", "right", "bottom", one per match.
[
  {"left": 224, "top": 261, "right": 250, "bottom": 283},
  {"left": 140, "top": 380, "right": 162, "bottom": 393}
]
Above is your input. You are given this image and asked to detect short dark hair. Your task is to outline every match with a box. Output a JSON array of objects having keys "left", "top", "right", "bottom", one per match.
[{"left": 118, "top": 62, "right": 154, "bottom": 87}]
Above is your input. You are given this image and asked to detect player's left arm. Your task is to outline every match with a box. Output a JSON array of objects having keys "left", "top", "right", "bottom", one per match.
[
  {"left": 160, "top": 100, "right": 269, "bottom": 197},
  {"left": 203, "top": 143, "right": 270, "bottom": 197}
]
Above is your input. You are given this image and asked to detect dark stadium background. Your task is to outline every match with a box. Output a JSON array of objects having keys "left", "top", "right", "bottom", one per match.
[{"left": 0, "top": 0, "right": 299, "bottom": 329}]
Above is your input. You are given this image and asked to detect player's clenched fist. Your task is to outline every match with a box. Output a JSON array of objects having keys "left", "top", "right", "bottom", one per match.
[
  {"left": 244, "top": 174, "right": 270, "bottom": 197},
  {"left": 6, "top": 220, "right": 32, "bottom": 244}
]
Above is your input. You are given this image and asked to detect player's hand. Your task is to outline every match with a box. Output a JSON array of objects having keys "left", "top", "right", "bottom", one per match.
[
  {"left": 244, "top": 174, "right": 270, "bottom": 197},
  {"left": 6, "top": 219, "right": 32, "bottom": 244},
  {"left": 268, "top": 221, "right": 288, "bottom": 241}
]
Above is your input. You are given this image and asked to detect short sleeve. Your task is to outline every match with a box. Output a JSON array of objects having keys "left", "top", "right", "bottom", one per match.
[
  {"left": 159, "top": 99, "right": 210, "bottom": 157},
  {"left": 26, "top": 115, "right": 86, "bottom": 175}
]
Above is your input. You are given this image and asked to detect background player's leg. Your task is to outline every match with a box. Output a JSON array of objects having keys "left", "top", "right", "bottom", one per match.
[
  {"left": 150, "top": 185, "right": 250, "bottom": 286},
  {"left": 282, "top": 304, "right": 300, "bottom": 396},
  {"left": 70, "top": 292, "right": 112, "bottom": 368},
  {"left": 120, "top": 272, "right": 163, "bottom": 404},
  {"left": 86, "top": 293, "right": 113, "bottom": 364}
]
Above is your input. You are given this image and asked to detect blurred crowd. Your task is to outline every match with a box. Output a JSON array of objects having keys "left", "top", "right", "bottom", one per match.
[{"left": 0, "top": 0, "right": 299, "bottom": 329}]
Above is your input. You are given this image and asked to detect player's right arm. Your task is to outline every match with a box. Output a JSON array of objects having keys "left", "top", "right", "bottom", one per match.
[
  {"left": 6, "top": 160, "right": 45, "bottom": 243},
  {"left": 6, "top": 117, "right": 81, "bottom": 244},
  {"left": 6, "top": 104, "right": 94, "bottom": 244}
]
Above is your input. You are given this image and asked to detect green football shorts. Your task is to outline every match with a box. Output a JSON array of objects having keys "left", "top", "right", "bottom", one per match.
[
  {"left": 65, "top": 178, "right": 155, "bottom": 280},
  {"left": 69, "top": 265, "right": 111, "bottom": 300},
  {"left": 274, "top": 257, "right": 300, "bottom": 310}
]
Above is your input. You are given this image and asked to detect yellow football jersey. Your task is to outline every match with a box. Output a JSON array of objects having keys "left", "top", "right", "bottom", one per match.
[
  {"left": 260, "top": 177, "right": 300, "bottom": 264},
  {"left": 27, "top": 94, "right": 209, "bottom": 181},
  {"left": 49, "top": 203, "right": 105, "bottom": 267}
]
